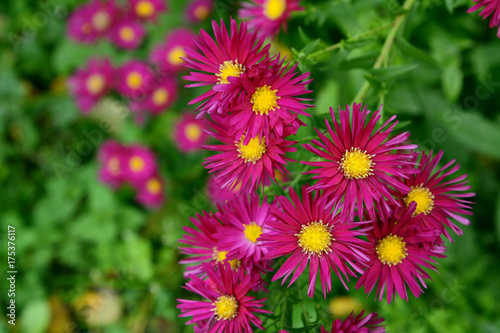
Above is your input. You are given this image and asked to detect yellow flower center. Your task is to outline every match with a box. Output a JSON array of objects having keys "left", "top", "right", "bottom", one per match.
[
  {"left": 404, "top": 185, "right": 435, "bottom": 215},
  {"left": 236, "top": 136, "right": 266, "bottom": 164},
  {"left": 243, "top": 222, "right": 262, "bottom": 243},
  {"left": 296, "top": 221, "right": 333, "bottom": 256},
  {"left": 86, "top": 74, "right": 105, "bottom": 95},
  {"left": 185, "top": 123, "right": 202, "bottom": 142},
  {"left": 146, "top": 178, "right": 162, "bottom": 194},
  {"left": 376, "top": 234, "right": 408, "bottom": 266},
  {"left": 107, "top": 157, "right": 120, "bottom": 175},
  {"left": 152, "top": 88, "right": 169, "bottom": 106},
  {"left": 251, "top": 85, "right": 280, "bottom": 115},
  {"left": 136, "top": 0, "right": 155, "bottom": 18},
  {"left": 92, "top": 10, "right": 110, "bottom": 31},
  {"left": 213, "top": 295, "right": 238, "bottom": 321},
  {"left": 216, "top": 60, "right": 245, "bottom": 84},
  {"left": 263, "top": 0, "right": 286, "bottom": 20},
  {"left": 213, "top": 249, "right": 240, "bottom": 270},
  {"left": 340, "top": 147, "right": 374, "bottom": 180},
  {"left": 167, "top": 46, "right": 186, "bottom": 66},
  {"left": 126, "top": 72, "right": 143, "bottom": 90},
  {"left": 119, "top": 27, "right": 135, "bottom": 42},
  {"left": 194, "top": 5, "right": 210, "bottom": 20},
  {"left": 129, "top": 156, "right": 145, "bottom": 172}
]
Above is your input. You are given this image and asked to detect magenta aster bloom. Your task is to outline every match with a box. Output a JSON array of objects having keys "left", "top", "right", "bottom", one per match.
[
  {"left": 109, "top": 17, "right": 145, "bottom": 50},
  {"left": 183, "top": 18, "right": 270, "bottom": 116},
  {"left": 203, "top": 115, "right": 297, "bottom": 195},
  {"left": 239, "top": 0, "right": 303, "bottom": 39},
  {"left": 129, "top": 0, "right": 167, "bottom": 21},
  {"left": 397, "top": 150, "right": 474, "bottom": 241},
  {"left": 67, "top": 4, "right": 99, "bottom": 43},
  {"left": 123, "top": 145, "right": 157, "bottom": 184},
  {"left": 355, "top": 204, "right": 443, "bottom": 303},
  {"left": 173, "top": 113, "right": 209, "bottom": 152},
  {"left": 303, "top": 104, "right": 418, "bottom": 222},
  {"left": 468, "top": 0, "right": 500, "bottom": 36},
  {"left": 114, "top": 60, "right": 156, "bottom": 99},
  {"left": 98, "top": 140, "right": 128, "bottom": 188},
  {"left": 263, "top": 186, "right": 370, "bottom": 298},
  {"left": 178, "top": 262, "right": 269, "bottom": 332},
  {"left": 130, "top": 76, "right": 178, "bottom": 115},
  {"left": 68, "top": 57, "right": 113, "bottom": 113},
  {"left": 321, "top": 311, "right": 385, "bottom": 333},
  {"left": 88, "top": 0, "right": 118, "bottom": 36},
  {"left": 135, "top": 174, "right": 165, "bottom": 208},
  {"left": 150, "top": 28, "right": 197, "bottom": 74},
  {"left": 186, "top": 0, "right": 213, "bottom": 23}
]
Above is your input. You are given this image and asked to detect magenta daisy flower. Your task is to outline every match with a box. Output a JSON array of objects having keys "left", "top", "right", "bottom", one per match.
[
  {"left": 123, "top": 145, "right": 157, "bottom": 184},
  {"left": 173, "top": 113, "right": 209, "bottom": 152},
  {"left": 321, "top": 311, "right": 385, "bottom": 333},
  {"left": 263, "top": 185, "right": 370, "bottom": 298},
  {"left": 68, "top": 57, "right": 113, "bottom": 113},
  {"left": 109, "top": 17, "right": 145, "bottom": 50},
  {"left": 114, "top": 60, "right": 156, "bottom": 99},
  {"left": 183, "top": 18, "right": 270, "bottom": 116},
  {"left": 150, "top": 28, "right": 197, "bottom": 74},
  {"left": 468, "top": 0, "right": 500, "bottom": 36},
  {"left": 67, "top": 4, "right": 99, "bottom": 43},
  {"left": 397, "top": 150, "right": 474, "bottom": 241},
  {"left": 135, "top": 174, "right": 165, "bottom": 208},
  {"left": 303, "top": 104, "right": 418, "bottom": 222},
  {"left": 130, "top": 76, "right": 178, "bottom": 115},
  {"left": 97, "top": 140, "right": 128, "bottom": 188},
  {"left": 186, "top": 0, "right": 213, "bottom": 23},
  {"left": 239, "top": 0, "right": 303, "bottom": 39},
  {"left": 355, "top": 204, "right": 443, "bottom": 303},
  {"left": 88, "top": 0, "right": 118, "bottom": 36},
  {"left": 177, "top": 262, "right": 269, "bottom": 332},
  {"left": 203, "top": 115, "right": 297, "bottom": 195},
  {"left": 129, "top": 0, "right": 167, "bottom": 22}
]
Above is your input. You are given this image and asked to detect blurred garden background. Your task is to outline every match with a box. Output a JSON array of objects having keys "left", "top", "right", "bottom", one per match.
[{"left": 1, "top": 0, "right": 500, "bottom": 332}]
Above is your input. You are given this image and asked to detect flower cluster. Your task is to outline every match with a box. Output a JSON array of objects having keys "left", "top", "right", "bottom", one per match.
[{"left": 98, "top": 140, "right": 164, "bottom": 208}]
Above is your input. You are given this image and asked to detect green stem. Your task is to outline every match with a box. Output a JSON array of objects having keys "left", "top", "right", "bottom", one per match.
[{"left": 352, "top": 0, "right": 418, "bottom": 104}]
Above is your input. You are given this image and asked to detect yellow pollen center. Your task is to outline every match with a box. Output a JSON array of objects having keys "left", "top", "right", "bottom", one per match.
[
  {"left": 376, "top": 234, "right": 408, "bottom": 266},
  {"left": 404, "top": 185, "right": 435, "bottom": 215},
  {"left": 243, "top": 222, "right": 262, "bottom": 243},
  {"left": 340, "top": 147, "right": 374, "bottom": 180},
  {"left": 119, "top": 27, "right": 135, "bottom": 42},
  {"left": 126, "top": 72, "right": 143, "bottom": 90},
  {"left": 152, "top": 88, "right": 169, "bottom": 106},
  {"left": 213, "top": 295, "right": 238, "bottom": 321},
  {"left": 146, "top": 178, "right": 162, "bottom": 194},
  {"left": 136, "top": 0, "right": 155, "bottom": 17},
  {"left": 263, "top": 0, "right": 286, "bottom": 20},
  {"left": 237, "top": 136, "right": 266, "bottom": 164},
  {"left": 185, "top": 123, "right": 202, "bottom": 142},
  {"left": 167, "top": 46, "right": 186, "bottom": 66},
  {"left": 107, "top": 157, "right": 120, "bottom": 175},
  {"left": 86, "top": 74, "right": 105, "bottom": 95},
  {"left": 194, "top": 5, "right": 210, "bottom": 20},
  {"left": 251, "top": 85, "right": 280, "bottom": 115},
  {"left": 129, "top": 156, "right": 145, "bottom": 172},
  {"left": 296, "top": 221, "right": 333, "bottom": 256},
  {"left": 214, "top": 249, "right": 228, "bottom": 262},
  {"left": 92, "top": 11, "right": 110, "bottom": 31},
  {"left": 216, "top": 60, "right": 245, "bottom": 84}
]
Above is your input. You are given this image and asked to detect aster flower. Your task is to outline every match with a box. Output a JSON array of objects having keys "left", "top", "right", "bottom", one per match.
[
  {"left": 68, "top": 57, "right": 113, "bottom": 113},
  {"left": 88, "top": 0, "right": 119, "bottom": 36},
  {"left": 97, "top": 140, "right": 128, "bottom": 188},
  {"left": 129, "top": 0, "right": 167, "bottom": 21},
  {"left": 135, "top": 174, "right": 165, "bottom": 208},
  {"left": 123, "top": 145, "right": 157, "bottom": 184},
  {"left": 130, "top": 76, "right": 178, "bottom": 115},
  {"left": 303, "top": 104, "right": 418, "bottom": 222},
  {"left": 239, "top": 0, "right": 303, "bottom": 39},
  {"left": 183, "top": 18, "right": 270, "bottom": 116},
  {"left": 114, "top": 60, "right": 156, "bottom": 99},
  {"left": 321, "top": 311, "right": 385, "bottom": 333},
  {"left": 173, "top": 113, "right": 209, "bottom": 152},
  {"left": 67, "top": 4, "right": 99, "bottom": 43},
  {"left": 150, "top": 28, "right": 197, "bottom": 74},
  {"left": 203, "top": 115, "right": 297, "bottom": 195},
  {"left": 186, "top": 0, "right": 213, "bottom": 23},
  {"left": 109, "top": 17, "right": 145, "bottom": 50},
  {"left": 355, "top": 203, "right": 443, "bottom": 303},
  {"left": 468, "top": 0, "right": 500, "bottom": 36},
  {"left": 397, "top": 150, "right": 474, "bottom": 241},
  {"left": 263, "top": 185, "right": 371, "bottom": 298},
  {"left": 177, "top": 262, "right": 269, "bottom": 332}
]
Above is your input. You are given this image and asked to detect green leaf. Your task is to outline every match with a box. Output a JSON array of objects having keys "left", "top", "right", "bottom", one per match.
[
  {"left": 301, "top": 39, "right": 321, "bottom": 55},
  {"left": 298, "top": 26, "right": 312, "bottom": 45},
  {"left": 368, "top": 64, "right": 419, "bottom": 82},
  {"left": 21, "top": 299, "right": 50, "bottom": 333},
  {"left": 395, "top": 35, "right": 440, "bottom": 67},
  {"left": 444, "top": 0, "right": 456, "bottom": 13},
  {"left": 442, "top": 65, "right": 463, "bottom": 102}
]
